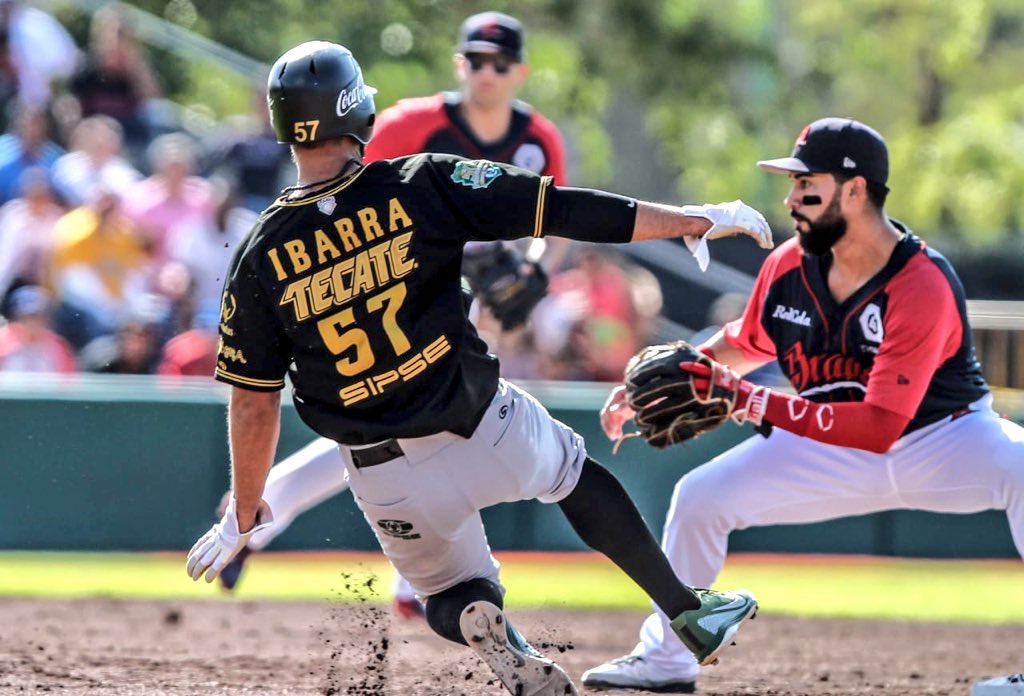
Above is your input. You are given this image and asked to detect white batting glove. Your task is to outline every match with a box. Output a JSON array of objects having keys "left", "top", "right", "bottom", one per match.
[
  {"left": 683, "top": 200, "right": 774, "bottom": 250},
  {"left": 186, "top": 496, "right": 273, "bottom": 583}
]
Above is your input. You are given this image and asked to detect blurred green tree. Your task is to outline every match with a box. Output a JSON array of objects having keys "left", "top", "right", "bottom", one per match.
[{"left": 91, "top": 0, "right": 1024, "bottom": 246}]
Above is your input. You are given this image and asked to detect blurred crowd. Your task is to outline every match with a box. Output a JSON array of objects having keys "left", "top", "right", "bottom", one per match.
[{"left": 0, "top": 1, "right": 663, "bottom": 382}]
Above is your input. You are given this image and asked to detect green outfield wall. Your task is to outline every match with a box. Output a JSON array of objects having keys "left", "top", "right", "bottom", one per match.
[{"left": 0, "top": 374, "right": 1018, "bottom": 557}]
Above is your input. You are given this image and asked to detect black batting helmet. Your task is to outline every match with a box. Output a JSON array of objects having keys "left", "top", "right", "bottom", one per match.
[{"left": 267, "top": 41, "right": 376, "bottom": 145}]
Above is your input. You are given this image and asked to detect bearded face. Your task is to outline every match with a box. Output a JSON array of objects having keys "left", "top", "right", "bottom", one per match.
[{"left": 792, "top": 186, "right": 847, "bottom": 256}]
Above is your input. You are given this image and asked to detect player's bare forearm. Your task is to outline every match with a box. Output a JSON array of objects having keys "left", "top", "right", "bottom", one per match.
[
  {"left": 628, "top": 199, "right": 773, "bottom": 248},
  {"left": 631, "top": 202, "right": 710, "bottom": 241},
  {"left": 227, "top": 388, "right": 281, "bottom": 531}
]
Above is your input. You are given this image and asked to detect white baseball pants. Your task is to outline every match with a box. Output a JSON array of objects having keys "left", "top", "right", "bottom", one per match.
[
  {"left": 633, "top": 394, "right": 1024, "bottom": 674},
  {"left": 252, "top": 435, "right": 419, "bottom": 601},
  {"left": 340, "top": 379, "right": 587, "bottom": 597}
]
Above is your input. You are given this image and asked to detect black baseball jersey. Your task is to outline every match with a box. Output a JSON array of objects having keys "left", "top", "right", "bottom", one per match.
[
  {"left": 214, "top": 154, "right": 629, "bottom": 445},
  {"left": 725, "top": 223, "right": 988, "bottom": 435}
]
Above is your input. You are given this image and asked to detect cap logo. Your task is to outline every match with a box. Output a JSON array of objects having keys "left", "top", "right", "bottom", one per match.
[
  {"left": 336, "top": 75, "right": 372, "bottom": 117},
  {"left": 480, "top": 23, "right": 504, "bottom": 40},
  {"left": 842, "top": 156, "right": 856, "bottom": 169},
  {"left": 795, "top": 124, "right": 811, "bottom": 147}
]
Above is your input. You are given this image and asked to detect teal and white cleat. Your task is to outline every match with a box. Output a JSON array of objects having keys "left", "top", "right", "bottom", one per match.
[
  {"left": 670, "top": 588, "right": 758, "bottom": 666},
  {"left": 460, "top": 600, "right": 579, "bottom": 695}
]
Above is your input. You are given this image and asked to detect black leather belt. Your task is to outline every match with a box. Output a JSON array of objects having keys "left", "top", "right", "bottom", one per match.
[{"left": 350, "top": 439, "right": 404, "bottom": 469}]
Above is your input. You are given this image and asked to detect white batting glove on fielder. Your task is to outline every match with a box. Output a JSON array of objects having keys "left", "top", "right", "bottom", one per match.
[
  {"left": 683, "top": 200, "right": 774, "bottom": 250},
  {"left": 186, "top": 496, "right": 273, "bottom": 583}
]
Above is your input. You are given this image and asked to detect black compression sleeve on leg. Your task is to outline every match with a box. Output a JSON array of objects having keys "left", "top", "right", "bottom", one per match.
[
  {"left": 558, "top": 457, "right": 699, "bottom": 617},
  {"left": 424, "top": 577, "right": 504, "bottom": 646}
]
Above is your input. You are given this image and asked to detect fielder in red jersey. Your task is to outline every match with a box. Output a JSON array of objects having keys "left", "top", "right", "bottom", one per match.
[{"left": 585, "top": 118, "right": 1024, "bottom": 693}]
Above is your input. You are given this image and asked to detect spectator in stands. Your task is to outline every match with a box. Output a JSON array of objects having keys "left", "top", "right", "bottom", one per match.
[
  {"left": 47, "top": 182, "right": 148, "bottom": 348},
  {"left": 0, "top": 0, "right": 78, "bottom": 111},
  {"left": 0, "top": 103, "right": 64, "bottom": 203},
  {"left": 201, "top": 89, "right": 293, "bottom": 213},
  {"left": 122, "top": 132, "right": 212, "bottom": 261},
  {"left": 0, "top": 284, "right": 76, "bottom": 373},
  {"left": 156, "top": 297, "right": 220, "bottom": 377},
  {"left": 165, "top": 176, "right": 252, "bottom": 315},
  {"left": 69, "top": 4, "right": 160, "bottom": 161},
  {"left": 78, "top": 292, "right": 166, "bottom": 374},
  {"left": 50, "top": 115, "right": 140, "bottom": 208},
  {"left": 555, "top": 246, "right": 646, "bottom": 381},
  {"left": 0, "top": 27, "right": 17, "bottom": 130},
  {"left": 0, "top": 166, "right": 64, "bottom": 299},
  {"left": 690, "top": 292, "right": 748, "bottom": 346},
  {"left": 625, "top": 260, "right": 665, "bottom": 352}
]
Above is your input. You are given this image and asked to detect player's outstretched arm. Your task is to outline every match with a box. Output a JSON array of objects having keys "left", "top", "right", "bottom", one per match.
[
  {"left": 632, "top": 199, "right": 773, "bottom": 249},
  {"left": 536, "top": 186, "right": 771, "bottom": 269}
]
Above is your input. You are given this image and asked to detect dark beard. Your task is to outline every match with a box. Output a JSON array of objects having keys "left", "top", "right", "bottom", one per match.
[{"left": 794, "top": 193, "right": 847, "bottom": 256}]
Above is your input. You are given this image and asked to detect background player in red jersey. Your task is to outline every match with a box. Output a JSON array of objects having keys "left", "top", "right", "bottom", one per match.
[
  {"left": 368, "top": 11, "right": 566, "bottom": 185},
  {"left": 185, "top": 40, "right": 771, "bottom": 696},
  {"left": 583, "top": 117, "right": 1024, "bottom": 693},
  {"left": 211, "top": 12, "right": 565, "bottom": 610}
]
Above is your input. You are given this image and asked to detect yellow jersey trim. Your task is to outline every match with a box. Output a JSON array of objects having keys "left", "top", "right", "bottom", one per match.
[
  {"left": 215, "top": 367, "right": 286, "bottom": 389},
  {"left": 274, "top": 166, "right": 370, "bottom": 208},
  {"left": 533, "top": 176, "right": 552, "bottom": 238}
]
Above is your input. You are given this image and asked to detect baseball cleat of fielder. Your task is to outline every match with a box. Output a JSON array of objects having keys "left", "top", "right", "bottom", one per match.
[
  {"left": 669, "top": 588, "right": 758, "bottom": 667},
  {"left": 973, "top": 674, "right": 1024, "bottom": 696},
  {"left": 460, "top": 600, "right": 579, "bottom": 696},
  {"left": 581, "top": 654, "right": 696, "bottom": 692}
]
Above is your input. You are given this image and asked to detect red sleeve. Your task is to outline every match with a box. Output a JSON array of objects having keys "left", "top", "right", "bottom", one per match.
[
  {"left": 723, "top": 239, "right": 802, "bottom": 362},
  {"left": 862, "top": 254, "right": 962, "bottom": 420},
  {"left": 763, "top": 394, "right": 909, "bottom": 454},
  {"left": 365, "top": 96, "right": 448, "bottom": 162},
  {"left": 528, "top": 111, "right": 568, "bottom": 185}
]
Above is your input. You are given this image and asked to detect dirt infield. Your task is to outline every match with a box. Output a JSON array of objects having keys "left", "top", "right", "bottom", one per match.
[{"left": 1, "top": 597, "right": 1021, "bottom": 695}]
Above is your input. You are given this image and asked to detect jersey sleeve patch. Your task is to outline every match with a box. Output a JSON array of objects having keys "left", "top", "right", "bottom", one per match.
[
  {"left": 863, "top": 253, "right": 963, "bottom": 419},
  {"left": 450, "top": 160, "right": 503, "bottom": 189}
]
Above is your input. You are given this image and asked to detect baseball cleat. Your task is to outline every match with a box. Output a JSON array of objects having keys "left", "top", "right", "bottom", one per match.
[
  {"left": 459, "top": 600, "right": 579, "bottom": 696},
  {"left": 581, "top": 654, "right": 696, "bottom": 692},
  {"left": 217, "top": 545, "right": 252, "bottom": 591},
  {"left": 669, "top": 588, "right": 757, "bottom": 666},
  {"left": 972, "top": 674, "right": 1024, "bottom": 696},
  {"left": 393, "top": 597, "right": 427, "bottom": 620}
]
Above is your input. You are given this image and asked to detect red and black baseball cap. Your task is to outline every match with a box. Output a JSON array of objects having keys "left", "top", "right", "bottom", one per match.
[
  {"left": 458, "top": 11, "right": 525, "bottom": 62},
  {"left": 757, "top": 117, "right": 889, "bottom": 188}
]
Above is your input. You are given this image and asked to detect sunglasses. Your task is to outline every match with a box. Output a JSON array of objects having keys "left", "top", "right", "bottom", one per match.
[{"left": 464, "top": 53, "right": 517, "bottom": 75}]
